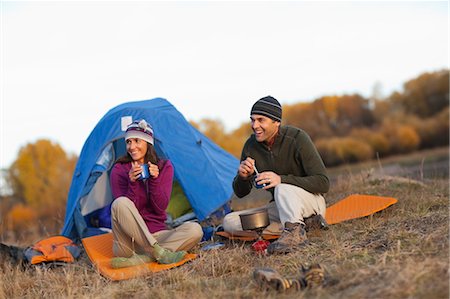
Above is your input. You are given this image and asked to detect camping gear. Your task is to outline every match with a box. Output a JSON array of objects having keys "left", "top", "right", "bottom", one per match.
[
  {"left": 201, "top": 242, "right": 225, "bottom": 251},
  {"left": 239, "top": 209, "right": 271, "bottom": 251},
  {"left": 304, "top": 214, "right": 329, "bottom": 232},
  {"left": 251, "top": 240, "right": 270, "bottom": 252},
  {"left": 138, "top": 164, "right": 150, "bottom": 180},
  {"left": 239, "top": 210, "right": 269, "bottom": 231},
  {"left": 82, "top": 233, "right": 197, "bottom": 281},
  {"left": 24, "top": 236, "right": 81, "bottom": 265},
  {"left": 253, "top": 264, "right": 327, "bottom": 292},
  {"left": 215, "top": 230, "right": 280, "bottom": 241},
  {"left": 253, "top": 165, "right": 267, "bottom": 189},
  {"left": 301, "top": 264, "right": 326, "bottom": 288},
  {"left": 324, "top": 194, "right": 398, "bottom": 225},
  {"left": 253, "top": 267, "right": 303, "bottom": 292},
  {"left": 61, "top": 98, "right": 239, "bottom": 239},
  {"left": 217, "top": 194, "right": 398, "bottom": 241}
]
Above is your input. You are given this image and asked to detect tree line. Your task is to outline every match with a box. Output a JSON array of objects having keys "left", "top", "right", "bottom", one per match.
[
  {"left": 1, "top": 69, "right": 448, "bottom": 239},
  {"left": 192, "top": 69, "right": 449, "bottom": 166}
]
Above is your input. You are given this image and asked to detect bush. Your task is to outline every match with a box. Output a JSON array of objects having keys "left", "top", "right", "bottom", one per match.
[
  {"left": 316, "top": 137, "right": 374, "bottom": 166},
  {"left": 407, "top": 108, "right": 449, "bottom": 148},
  {"left": 350, "top": 128, "right": 391, "bottom": 156},
  {"left": 6, "top": 204, "right": 37, "bottom": 232},
  {"left": 380, "top": 121, "right": 421, "bottom": 154}
]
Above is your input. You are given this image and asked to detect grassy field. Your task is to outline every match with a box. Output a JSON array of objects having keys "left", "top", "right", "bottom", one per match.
[{"left": 1, "top": 148, "right": 448, "bottom": 298}]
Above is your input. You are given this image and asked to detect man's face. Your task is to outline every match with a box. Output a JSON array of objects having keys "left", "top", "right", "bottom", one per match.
[{"left": 250, "top": 114, "right": 280, "bottom": 143}]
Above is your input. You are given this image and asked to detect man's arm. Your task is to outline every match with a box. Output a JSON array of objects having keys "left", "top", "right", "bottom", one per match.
[
  {"left": 232, "top": 144, "right": 255, "bottom": 198},
  {"left": 281, "top": 132, "right": 330, "bottom": 194}
]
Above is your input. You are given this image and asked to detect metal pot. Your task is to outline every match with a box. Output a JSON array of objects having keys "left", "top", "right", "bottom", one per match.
[{"left": 239, "top": 209, "right": 270, "bottom": 231}]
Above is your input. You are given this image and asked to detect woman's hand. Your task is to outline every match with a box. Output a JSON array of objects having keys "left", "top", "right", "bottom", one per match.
[
  {"left": 148, "top": 162, "right": 159, "bottom": 179},
  {"left": 129, "top": 161, "right": 142, "bottom": 182}
]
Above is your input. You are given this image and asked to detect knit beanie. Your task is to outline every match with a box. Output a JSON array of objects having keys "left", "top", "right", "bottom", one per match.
[
  {"left": 250, "top": 96, "right": 282, "bottom": 122},
  {"left": 125, "top": 119, "right": 154, "bottom": 145}
]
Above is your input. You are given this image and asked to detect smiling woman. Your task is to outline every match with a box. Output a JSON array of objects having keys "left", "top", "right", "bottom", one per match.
[{"left": 108, "top": 119, "right": 204, "bottom": 267}]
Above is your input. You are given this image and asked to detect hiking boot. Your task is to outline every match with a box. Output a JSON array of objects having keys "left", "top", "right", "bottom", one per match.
[
  {"left": 304, "top": 214, "right": 329, "bottom": 232},
  {"left": 267, "top": 222, "right": 308, "bottom": 255},
  {"left": 300, "top": 263, "right": 325, "bottom": 288},
  {"left": 110, "top": 253, "right": 154, "bottom": 269},
  {"left": 253, "top": 267, "right": 304, "bottom": 292}
]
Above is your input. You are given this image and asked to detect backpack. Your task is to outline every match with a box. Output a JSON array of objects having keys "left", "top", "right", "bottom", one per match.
[{"left": 24, "top": 236, "right": 81, "bottom": 265}]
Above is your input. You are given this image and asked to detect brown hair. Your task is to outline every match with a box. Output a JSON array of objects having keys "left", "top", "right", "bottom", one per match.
[{"left": 115, "top": 142, "right": 160, "bottom": 165}]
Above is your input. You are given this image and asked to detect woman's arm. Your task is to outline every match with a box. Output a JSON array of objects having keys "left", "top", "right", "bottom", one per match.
[
  {"left": 147, "top": 160, "right": 174, "bottom": 213},
  {"left": 110, "top": 163, "right": 140, "bottom": 200}
]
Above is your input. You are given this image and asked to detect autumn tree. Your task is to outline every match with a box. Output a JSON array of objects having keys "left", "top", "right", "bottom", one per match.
[
  {"left": 391, "top": 69, "right": 449, "bottom": 118},
  {"left": 7, "top": 139, "right": 77, "bottom": 232},
  {"left": 226, "top": 123, "right": 253, "bottom": 158},
  {"left": 284, "top": 94, "right": 374, "bottom": 140},
  {"left": 191, "top": 118, "right": 251, "bottom": 158}
]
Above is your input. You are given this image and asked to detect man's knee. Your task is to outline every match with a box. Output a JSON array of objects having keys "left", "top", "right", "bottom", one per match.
[
  {"left": 223, "top": 212, "right": 243, "bottom": 232},
  {"left": 274, "top": 183, "right": 306, "bottom": 197}
]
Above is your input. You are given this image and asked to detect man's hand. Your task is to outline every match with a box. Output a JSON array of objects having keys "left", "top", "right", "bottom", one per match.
[
  {"left": 238, "top": 157, "right": 256, "bottom": 179},
  {"left": 255, "top": 171, "right": 281, "bottom": 189}
]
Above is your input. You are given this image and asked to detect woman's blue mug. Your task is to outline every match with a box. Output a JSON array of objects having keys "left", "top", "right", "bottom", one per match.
[{"left": 138, "top": 164, "right": 150, "bottom": 180}]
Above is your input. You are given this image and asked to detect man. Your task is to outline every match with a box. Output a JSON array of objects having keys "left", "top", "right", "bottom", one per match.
[{"left": 223, "top": 96, "right": 329, "bottom": 255}]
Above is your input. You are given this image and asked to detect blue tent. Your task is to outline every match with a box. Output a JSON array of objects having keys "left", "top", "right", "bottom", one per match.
[{"left": 62, "top": 98, "right": 239, "bottom": 239}]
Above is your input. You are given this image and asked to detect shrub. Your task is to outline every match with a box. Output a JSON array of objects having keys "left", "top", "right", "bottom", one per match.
[
  {"left": 6, "top": 204, "right": 37, "bottom": 232},
  {"left": 316, "top": 137, "right": 374, "bottom": 166},
  {"left": 350, "top": 128, "right": 390, "bottom": 156}
]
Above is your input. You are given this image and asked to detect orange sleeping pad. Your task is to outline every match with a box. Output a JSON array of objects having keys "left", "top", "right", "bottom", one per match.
[
  {"left": 216, "top": 194, "right": 398, "bottom": 241},
  {"left": 82, "top": 233, "right": 197, "bottom": 281},
  {"left": 324, "top": 194, "right": 398, "bottom": 225}
]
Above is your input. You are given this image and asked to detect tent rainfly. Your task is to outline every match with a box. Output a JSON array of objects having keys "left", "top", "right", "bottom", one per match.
[{"left": 62, "top": 98, "right": 239, "bottom": 240}]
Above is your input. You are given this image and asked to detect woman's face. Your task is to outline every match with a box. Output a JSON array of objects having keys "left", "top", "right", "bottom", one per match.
[{"left": 126, "top": 138, "right": 148, "bottom": 164}]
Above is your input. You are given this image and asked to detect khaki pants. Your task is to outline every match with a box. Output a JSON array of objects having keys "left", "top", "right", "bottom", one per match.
[
  {"left": 223, "top": 184, "right": 326, "bottom": 234},
  {"left": 111, "top": 196, "right": 203, "bottom": 257}
]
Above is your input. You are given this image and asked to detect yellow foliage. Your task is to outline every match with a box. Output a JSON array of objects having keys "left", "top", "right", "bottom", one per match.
[
  {"left": 322, "top": 96, "right": 339, "bottom": 122},
  {"left": 381, "top": 121, "right": 421, "bottom": 154},
  {"left": 350, "top": 128, "right": 390, "bottom": 155},
  {"left": 397, "top": 125, "right": 420, "bottom": 152},
  {"left": 316, "top": 137, "right": 374, "bottom": 166},
  {"left": 193, "top": 118, "right": 251, "bottom": 158},
  {"left": 6, "top": 203, "right": 37, "bottom": 231},
  {"left": 8, "top": 139, "right": 77, "bottom": 210}
]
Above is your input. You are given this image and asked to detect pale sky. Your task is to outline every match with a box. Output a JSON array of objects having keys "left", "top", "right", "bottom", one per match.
[{"left": 1, "top": 1, "right": 448, "bottom": 170}]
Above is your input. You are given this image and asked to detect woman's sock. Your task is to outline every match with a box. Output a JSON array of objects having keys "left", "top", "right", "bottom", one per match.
[
  {"left": 110, "top": 253, "right": 154, "bottom": 269},
  {"left": 153, "top": 243, "right": 186, "bottom": 264}
]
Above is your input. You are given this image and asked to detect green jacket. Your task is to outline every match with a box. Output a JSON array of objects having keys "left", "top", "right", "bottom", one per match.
[{"left": 233, "top": 125, "right": 329, "bottom": 198}]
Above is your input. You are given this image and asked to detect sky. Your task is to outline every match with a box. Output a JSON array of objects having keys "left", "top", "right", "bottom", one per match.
[{"left": 0, "top": 1, "right": 448, "bottom": 170}]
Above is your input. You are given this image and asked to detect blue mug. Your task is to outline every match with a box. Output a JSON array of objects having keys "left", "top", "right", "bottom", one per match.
[
  {"left": 138, "top": 164, "right": 150, "bottom": 180},
  {"left": 254, "top": 176, "right": 266, "bottom": 189}
]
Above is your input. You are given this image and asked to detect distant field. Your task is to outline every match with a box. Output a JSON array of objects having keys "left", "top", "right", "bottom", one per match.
[
  {"left": 328, "top": 146, "right": 449, "bottom": 182},
  {"left": 1, "top": 147, "right": 448, "bottom": 298}
]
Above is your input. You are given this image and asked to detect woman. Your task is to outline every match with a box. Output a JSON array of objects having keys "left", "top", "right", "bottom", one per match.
[{"left": 109, "top": 119, "right": 203, "bottom": 267}]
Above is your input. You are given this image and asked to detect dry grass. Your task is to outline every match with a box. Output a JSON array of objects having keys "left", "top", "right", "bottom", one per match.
[{"left": 1, "top": 151, "right": 449, "bottom": 299}]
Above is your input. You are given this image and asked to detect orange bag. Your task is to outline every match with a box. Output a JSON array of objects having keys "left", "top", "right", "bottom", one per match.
[{"left": 24, "top": 236, "right": 80, "bottom": 265}]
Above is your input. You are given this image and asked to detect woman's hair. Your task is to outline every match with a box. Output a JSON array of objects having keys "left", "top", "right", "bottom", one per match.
[{"left": 115, "top": 142, "right": 160, "bottom": 165}]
